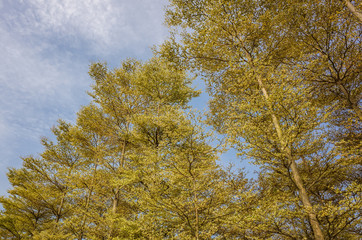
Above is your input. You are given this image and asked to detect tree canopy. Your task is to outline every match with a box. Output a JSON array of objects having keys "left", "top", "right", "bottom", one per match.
[{"left": 1, "top": 0, "right": 361, "bottom": 239}]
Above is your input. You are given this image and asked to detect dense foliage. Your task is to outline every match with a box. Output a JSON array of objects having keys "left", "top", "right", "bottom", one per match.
[{"left": 1, "top": 0, "right": 361, "bottom": 239}]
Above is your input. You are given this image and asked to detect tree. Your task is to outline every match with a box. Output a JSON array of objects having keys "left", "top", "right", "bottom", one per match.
[
  {"left": 128, "top": 109, "right": 253, "bottom": 239},
  {"left": 1, "top": 1, "right": 360, "bottom": 238},
  {"left": 88, "top": 57, "right": 253, "bottom": 239},
  {"left": 161, "top": 0, "right": 361, "bottom": 239},
  {"left": 0, "top": 57, "right": 251, "bottom": 239},
  {"left": 0, "top": 121, "right": 79, "bottom": 239}
]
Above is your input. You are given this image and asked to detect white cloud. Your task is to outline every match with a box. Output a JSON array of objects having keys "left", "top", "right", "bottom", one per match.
[
  {"left": 0, "top": 0, "right": 169, "bottom": 196},
  {"left": 27, "top": 0, "right": 118, "bottom": 44},
  {"left": 0, "top": 25, "right": 90, "bottom": 163},
  {"left": 1, "top": 0, "right": 168, "bottom": 56}
]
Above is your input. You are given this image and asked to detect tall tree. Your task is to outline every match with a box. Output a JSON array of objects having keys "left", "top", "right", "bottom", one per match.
[
  {"left": 161, "top": 0, "right": 361, "bottom": 239},
  {"left": 0, "top": 56, "right": 247, "bottom": 239},
  {"left": 88, "top": 57, "right": 252, "bottom": 239},
  {"left": 86, "top": 57, "right": 202, "bottom": 238}
]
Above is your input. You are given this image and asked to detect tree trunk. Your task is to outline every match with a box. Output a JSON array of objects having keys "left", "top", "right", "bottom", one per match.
[
  {"left": 256, "top": 76, "right": 325, "bottom": 240},
  {"left": 193, "top": 184, "right": 200, "bottom": 240},
  {"left": 79, "top": 187, "right": 93, "bottom": 240},
  {"left": 289, "top": 158, "right": 324, "bottom": 240},
  {"left": 233, "top": 26, "right": 325, "bottom": 239},
  {"left": 56, "top": 191, "right": 66, "bottom": 223},
  {"left": 108, "top": 138, "right": 126, "bottom": 238},
  {"left": 343, "top": 0, "right": 362, "bottom": 22},
  {"left": 79, "top": 164, "right": 97, "bottom": 240}
]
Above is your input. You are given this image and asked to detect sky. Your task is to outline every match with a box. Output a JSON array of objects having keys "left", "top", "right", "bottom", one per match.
[{"left": 0, "top": 0, "right": 256, "bottom": 196}]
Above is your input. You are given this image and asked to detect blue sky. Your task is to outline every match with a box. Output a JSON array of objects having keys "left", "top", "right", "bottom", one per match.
[{"left": 0, "top": 0, "right": 256, "bottom": 196}]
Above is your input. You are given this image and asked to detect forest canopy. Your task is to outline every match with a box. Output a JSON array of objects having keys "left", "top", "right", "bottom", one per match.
[{"left": 0, "top": 0, "right": 361, "bottom": 239}]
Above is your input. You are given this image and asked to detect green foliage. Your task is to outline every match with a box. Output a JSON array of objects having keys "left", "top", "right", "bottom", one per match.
[
  {"left": 0, "top": 57, "right": 249, "bottom": 239},
  {"left": 162, "top": 0, "right": 361, "bottom": 239},
  {"left": 1, "top": 1, "right": 361, "bottom": 239}
]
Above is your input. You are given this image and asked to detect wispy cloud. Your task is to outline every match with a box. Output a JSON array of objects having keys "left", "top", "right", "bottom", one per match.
[
  {"left": 0, "top": 0, "right": 169, "bottom": 195},
  {"left": 0, "top": 23, "right": 90, "bottom": 167},
  {"left": 1, "top": 0, "right": 168, "bottom": 56}
]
